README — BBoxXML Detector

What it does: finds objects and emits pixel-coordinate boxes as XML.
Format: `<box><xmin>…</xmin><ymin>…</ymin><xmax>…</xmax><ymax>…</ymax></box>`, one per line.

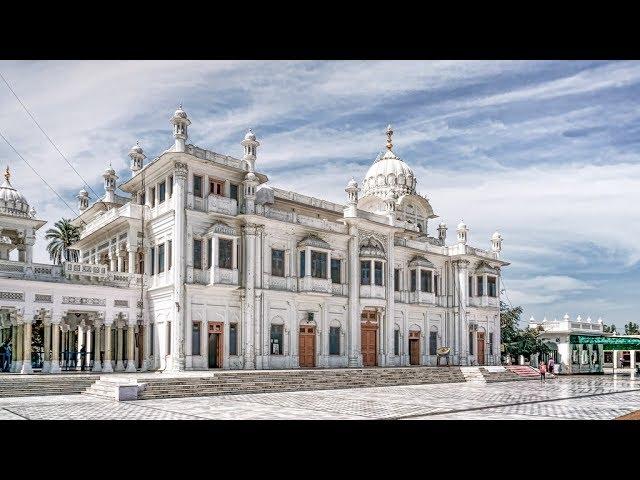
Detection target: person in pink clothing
<box><xmin>539</xmin><ymin>361</ymin><xmax>547</xmax><ymax>383</ymax></box>
<box><xmin>548</xmin><ymin>357</ymin><xmax>555</xmax><ymax>375</ymax></box>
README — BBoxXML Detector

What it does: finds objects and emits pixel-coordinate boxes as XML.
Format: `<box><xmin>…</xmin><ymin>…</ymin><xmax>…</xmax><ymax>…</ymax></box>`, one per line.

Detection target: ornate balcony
<box><xmin>298</xmin><ymin>276</ymin><xmax>332</xmax><ymax>294</ymax></box>
<box><xmin>409</xmin><ymin>291</ymin><xmax>435</xmax><ymax>305</ymax></box>
<box><xmin>207</xmin><ymin>195</ymin><xmax>238</xmax><ymax>216</ymax></box>
<box><xmin>211</xmin><ymin>266</ymin><xmax>239</xmax><ymax>286</ymax></box>
<box><xmin>360</xmin><ymin>284</ymin><xmax>385</xmax><ymax>299</ymax></box>
<box><xmin>0</xmin><ymin>260</ymin><xmax>63</xmax><ymax>281</ymax></box>
<box><xmin>469</xmin><ymin>296</ymin><xmax>498</xmax><ymax>308</ymax></box>
<box><xmin>64</xmin><ymin>261</ymin><xmax>145</xmax><ymax>288</ymax></box>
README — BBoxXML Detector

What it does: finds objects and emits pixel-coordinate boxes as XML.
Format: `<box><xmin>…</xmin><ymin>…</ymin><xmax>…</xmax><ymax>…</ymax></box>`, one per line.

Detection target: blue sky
<box><xmin>0</xmin><ymin>60</ymin><xmax>638</xmax><ymax>328</ymax></box>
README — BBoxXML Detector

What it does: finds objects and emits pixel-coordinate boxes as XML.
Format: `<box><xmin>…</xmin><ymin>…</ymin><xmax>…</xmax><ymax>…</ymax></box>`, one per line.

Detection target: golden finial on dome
<box><xmin>4</xmin><ymin>166</ymin><xmax>9</xmax><ymax>182</ymax></box>
<box><xmin>386</xmin><ymin>124</ymin><xmax>393</xmax><ymax>150</ymax></box>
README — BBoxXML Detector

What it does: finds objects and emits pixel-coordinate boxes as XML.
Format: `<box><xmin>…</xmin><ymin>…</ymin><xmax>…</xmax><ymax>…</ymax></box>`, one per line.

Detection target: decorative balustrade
<box><xmin>469</xmin><ymin>295</ymin><xmax>498</xmax><ymax>308</ymax></box>
<box><xmin>409</xmin><ymin>290</ymin><xmax>435</xmax><ymax>305</ymax></box>
<box><xmin>211</xmin><ymin>267</ymin><xmax>239</xmax><ymax>286</ymax></box>
<box><xmin>264</xmin><ymin>274</ymin><xmax>296</xmax><ymax>292</ymax></box>
<box><xmin>253</xmin><ymin>205</ymin><xmax>347</xmax><ymax>234</ymax></box>
<box><xmin>207</xmin><ymin>195</ymin><xmax>238</xmax><ymax>216</ymax></box>
<box><xmin>331</xmin><ymin>283</ymin><xmax>348</xmax><ymax>296</ymax></box>
<box><xmin>359</xmin><ymin>284</ymin><xmax>386</xmax><ymax>299</ymax></box>
<box><xmin>64</xmin><ymin>261</ymin><xmax>145</xmax><ymax>288</ymax></box>
<box><xmin>298</xmin><ymin>276</ymin><xmax>332</xmax><ymax>294</ymax></box>
<box><xmin>80</xmin><ymin>203</ymin><xmax>144</xmax><ymax>240</ymax></box>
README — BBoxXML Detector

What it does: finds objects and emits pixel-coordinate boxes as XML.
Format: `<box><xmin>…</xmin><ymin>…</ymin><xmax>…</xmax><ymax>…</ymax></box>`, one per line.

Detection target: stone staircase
<box><xmin>82</xmin><ymin>377</ymin><xmax>139</xmax><ymax>400</ymax></box>
<box><xmin>506</xmin><ymin>365</ymin><xmax>546</xmax><ymax>379</ymax></box>
<box><xmin>0</xmin><ymin>374</ymin><xmax>97</xmax><ymax>397</ymax></box>
<box><xmin>460</xmin><ymin>366</ymin><xmax>486</xmax><ymax>384</ymax></box>
<box><xmin>134</xmin><ymin>366</ymin><xmax>468</xmax><ymax>400</ymax></box>
<box><xmin>479</xmin><ymin>366</ymin><xmax>527</xmax><ymax>382</ymax></box>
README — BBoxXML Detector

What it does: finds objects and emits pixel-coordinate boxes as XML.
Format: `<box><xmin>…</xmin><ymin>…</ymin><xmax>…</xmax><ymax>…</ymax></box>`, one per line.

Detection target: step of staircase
<box><xmin>0</xmin><ymin>375</ymin><xmax>97</xmax><ymax>397</ymax></box>
<box><xmin>506</xmin><ymin>365</ymin><xmax>542</xmax><ymax>378</ymax></box>
<box><xmin>460</xmin><ymin>366</ymin><xmax>486</xmax><ymax>383</ymax></box>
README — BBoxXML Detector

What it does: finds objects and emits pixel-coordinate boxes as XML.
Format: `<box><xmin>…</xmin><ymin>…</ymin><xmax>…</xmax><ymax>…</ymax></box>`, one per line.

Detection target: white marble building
<box><xmin>0</xmin><ymin>107</ymin><xmax>508</xmax><ymax>374</ymax></box>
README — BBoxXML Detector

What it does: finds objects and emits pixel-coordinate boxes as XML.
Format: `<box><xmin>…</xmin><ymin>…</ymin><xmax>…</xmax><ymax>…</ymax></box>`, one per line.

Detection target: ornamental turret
<box><xmin>77</xmin><ymin>188</ymin><xmax>89</xmax><ymax>211</ymax></box>
<box><xmin>242</xmin><ymin>171</ymin><xmax>258</xmax><ymax>214</ymax></box>
<box><xmin>170</xmin><ymin>104</ymin><xmax>191</xmax><ymax>153</ymax></box>
<box><xmin>437</xmin><ymin>222</ymin><xmax>447</xmax><ymax>243</ymax></box>
<box><xmin>344</xmin><ymin>178</ymin><xmax>359</xmax><ymax>218</ymax></box>
<box><xmin>491</xmin><ymin>231</ymin><xmax>503</xmax><ymax>257</ymax></box>
<box><xmin>103</xmin><ymin>164</ymin><xmax>118</xmax><ymax>203</ymax></box>
<box><xmin>241</xmin><ymin>128</ymin><xmax>259</xmax><ymax>172</ymax></box>
<box><xmin>457</xmin><ymin>220</ymin><xmax>468</xmax><ymax>245</ymax></box>
<box><xmin>129</xmin><ymin>141</ymin><xmax>146</xmax><ymax>174</ymax></box>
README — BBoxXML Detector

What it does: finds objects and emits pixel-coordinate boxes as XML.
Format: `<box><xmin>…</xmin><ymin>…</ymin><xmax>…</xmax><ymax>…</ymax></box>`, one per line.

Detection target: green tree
<box><xmin>500</xmin><ymin>302</ymin><xmax>549</xmax><ymax>360</ymax></box>
<box><xmin>45</xmin><ymin>218</ymin><xmax>80</xmax><ymax>265</ymax></box>
<box><xmin>624</xmin><ymin>322</ymin><xmax>640</xmax><ymax>335</ymax></box>
<box><xmin>603</xmin><ymin>323</ymin><xmax>617</xmax><ymax>334</ymax></box>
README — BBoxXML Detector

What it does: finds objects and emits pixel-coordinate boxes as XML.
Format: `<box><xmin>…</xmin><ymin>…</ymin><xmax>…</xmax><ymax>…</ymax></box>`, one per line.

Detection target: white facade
<box><xmin>0</xmin><ymin>110</ymin><xmax>509</xmax><ymax>374</ymax></box>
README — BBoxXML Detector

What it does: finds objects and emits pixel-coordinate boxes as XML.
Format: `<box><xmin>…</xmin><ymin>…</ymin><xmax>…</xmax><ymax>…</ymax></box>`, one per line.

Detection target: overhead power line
<box><xmin>0</xmin><ymin>129</ymin><xmax>80</xmax><ymax>219</ymax></box>
<box><xmin>0</xmin><ymin>70</ymin><xmax>102</xmax><ymax>200</ymax></box>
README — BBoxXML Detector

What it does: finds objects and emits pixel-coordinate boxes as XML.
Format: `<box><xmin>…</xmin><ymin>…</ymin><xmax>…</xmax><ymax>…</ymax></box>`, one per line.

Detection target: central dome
<box><xmin>362</xmin><ymin>148</ymin><xmax>416</xmax><ymax>199</ymax></box>
<box><xmin>0</xmin><ymin>167</ymin><xmax>31</xmax><ymax>217</ymax></box>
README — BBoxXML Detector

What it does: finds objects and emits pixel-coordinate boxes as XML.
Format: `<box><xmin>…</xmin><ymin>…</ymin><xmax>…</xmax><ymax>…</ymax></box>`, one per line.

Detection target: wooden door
<box><xmin>299</xmin><ymin>326</ymin><xmax>316</xmax><ymax>368</ymax></box>
<box><xmin>409</xmin><ymin>331</ymin><xmax>420</xmax><ymax>365</ymax></box>
<box><xmin>208</xmin><ymin>322</ymin><xmax>224</xmax><ymax>368</ymax></box>
<box><xmin>361</xmin><ymin>311</ymin><xmax>378</xmax><ymax>367</ymax></box>
<box><xmin>477</xmin><ymin>332</ymin><xmax>485</xmax><ymax>365</ymax></box>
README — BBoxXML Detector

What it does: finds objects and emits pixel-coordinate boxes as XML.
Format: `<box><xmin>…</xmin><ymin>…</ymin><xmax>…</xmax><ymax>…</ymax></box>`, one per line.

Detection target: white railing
<box><xmin>331</xmin><ymin>283</ymin><xmax>348</xmax><ymax>296</ymax></box>
<box><xmin>298</xmin><ymin>276</ymin><xmax>332</xmax><ymax>294</ymax></box>
<box><xmin>254</xmin><ymin>205</ymin><xmax>347</xmax><ymax>234</ymax></box>
<box><xmin>64</xmin><ymin>261</ymin><xmax>144</xmax><ymax>288</ymax></box>
<box><xmin>469</xmin><ymin>296</ymin><xmax>499</xmax><ymax>308</ymax></box>
<box><xmin>359</xmin><ymin>284</ymin><xmax>386</xmax><ymax>299</ymax></box>
<box><xmin>208</xmin><ymin>195</ymin><xmax>238</xmax><ymax>216</ymax></box>
<box><xmin>211</xmin><ymin>267</ymin><xmax>239</xmax><ymax>286</ymax></box>
<box><xmin>0</xmin><ymin>260</ymin><xmax>63</xmax><ymax>280</ymax></box>
<box><xmin>80</xmin><ymin>203</ymin><xmax>144</xmax><ymax>240</ymax></box>
<box><xmin>409</xmin><ymin>291</ymin><xmax>435</xmax><ymax>305</ymax></box>
<box><xmin>264</xmin><ymin>274</ymin><xmax>296</xmax><ymax>292</ymax></box>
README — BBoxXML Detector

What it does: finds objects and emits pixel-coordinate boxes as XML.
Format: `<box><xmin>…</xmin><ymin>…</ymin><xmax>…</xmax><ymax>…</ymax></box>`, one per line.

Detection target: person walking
<box><xmin>2</xmin><ymin>341</ymin><xmax>11</xmax><ymax>372</ymax></box>
<box><xmin>548</xmin><ymin>356</ymin><xmax>555</xmax><ymax>375</ymax></box>
<box><xmin>539</xmin><ymin>361</ymin><xmax>547</xmax><ymax>384</ymax></box>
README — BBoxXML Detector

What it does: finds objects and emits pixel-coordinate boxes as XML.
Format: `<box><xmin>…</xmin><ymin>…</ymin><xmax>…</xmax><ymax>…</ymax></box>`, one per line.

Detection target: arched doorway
<box><xmin>477</xmin><ymin>328</ymin><xmax>486</xmax><ymax>365</ymax></box>
<box><xmin>409</xmin><ymin>328</ymin><xmax>421</xmax><ymax>365</ymax></box>
<box><xmin>361</xmin><ymin>310</ymin><xmax>378</xmax><ymax>367</ymax></box>
<box><xmin>298</xmin><ymin>322</ymin><xmax>316</xmax><ymax>368</ymax></box>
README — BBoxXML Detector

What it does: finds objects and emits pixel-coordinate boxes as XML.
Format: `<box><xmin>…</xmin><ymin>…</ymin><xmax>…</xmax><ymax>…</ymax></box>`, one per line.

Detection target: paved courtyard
<box><xmin>1</xmin><ymin>376</ymin><xmax>639</xmax><ymax>420</ymax></box>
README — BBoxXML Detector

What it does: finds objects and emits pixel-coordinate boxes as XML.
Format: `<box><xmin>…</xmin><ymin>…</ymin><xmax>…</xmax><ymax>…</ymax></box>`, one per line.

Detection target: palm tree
<box><xmin>45</xmin><ymin>218</ymin><xmax>80</xmax><ymax>265</ymax></box>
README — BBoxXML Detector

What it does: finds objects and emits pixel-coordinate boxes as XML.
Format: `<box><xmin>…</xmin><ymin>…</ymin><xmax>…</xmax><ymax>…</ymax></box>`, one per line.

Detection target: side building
<box><xmin>0</xmin><ymin>108</ymin><xmax>509</xmax><ymax>374</ymax></box>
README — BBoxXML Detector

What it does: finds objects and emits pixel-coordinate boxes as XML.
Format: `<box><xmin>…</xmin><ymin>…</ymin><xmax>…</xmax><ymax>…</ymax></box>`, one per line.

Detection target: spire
<box><xmin>4</xmin><ymin>166</ymin><xmax>10</xmax><ymax>183</ymax></box>
<box><xmin>386</xmin><ymin>124</ymin><xmax>393</xmax><ymax>150</ymax></box>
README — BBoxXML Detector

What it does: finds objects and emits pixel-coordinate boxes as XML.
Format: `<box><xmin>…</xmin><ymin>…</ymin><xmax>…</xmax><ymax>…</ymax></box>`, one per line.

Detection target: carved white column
<box><xmin>127</xmin><ymin>247</ymin><xmax>136</xmax><ymax>275</ymax></box>
<box><xmin>20</xmin><ymin>314</ymin><xmax>33</xmax><ymax>374</ymax></box>
<box><xmin>115</xmin><ymin>324</ymin><xmax>124</xmax><ymax>371</ymax></box>
<box><xmin>346</xmin><ymin>223</ymin><xmax>361</xmax><ymax>367</ymax></box>
<box><xmin>85</xmin><ymin>324</ymin><xmax>92</xmax><ymax>370</ymax></box>
<box><xmin>385</xmin><ymin>232</ymin><xmax>395</xmax><ymax>366</ymax></box>
<box><xmin>117</xmin><ymin>251</ymin><xmax>124</xmax><ymax>273</ymax></box>
<box><xmin>50</xmin><ymin>315</ymin><xmax>62</xmax><ymax>374</ymax></box>
<box><xmin>77</xmin><ymin>324</ymin><xmax>85</xmax><ymax>370</ymax></box>
<box><xmin>171</xmin><ymin>162</ymin><xmax>188</xmax><ymax>371</ymax></box>
<box><xmin>102</xmin><ymin>321</ymin><xmax>113</xmax><ymax>373</ymax></box>
<box><xmin>42</xmin><ymin>314</ymin><xmax>51</xmax><ymax>373</ymax></box>
<box><xmin>141</xmin><ymin>319</ymin><xmax>151</xmax><ymax>371</ymax></box>
<box><xmin>126</xmin><ymin>324</ymin><xmax>137</xmax><ymax>372</ymax></box>
<box><xmin>92</xmin><ymin>320</ymin><xmax>102</xmax><ymax>372</ymax></box>
<box><xmin>455</xmin><ymin>259</ymin><xmax>470</xmax><ymax>365</ymax></box>
<box><xmin>243</xmin><ymin>224</ymin><xmax>257</xmax><ymax>369</ymax></box>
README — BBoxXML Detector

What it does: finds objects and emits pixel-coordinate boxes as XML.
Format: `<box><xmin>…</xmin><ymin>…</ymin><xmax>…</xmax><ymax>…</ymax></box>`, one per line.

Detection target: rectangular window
<box><xmin>270</xmin><ymin>324</ymin><xmax>283</xmax><ymax>355</ymax></box>
<box><xmin>411</xmin><ymin>269</ymin><xmax>417</xmax><ymax>291</ymax></box>
<box><xmin>207</xmin><ymin>238</ymin><xmax>213</xmax><ymax>269</ymax></box>
<box><xmin>210</xmin><ymin>180</ymin><xmax>224</xmax><ymax>196</ymax></box>
<box><xmin>331</xmin><ymin>258</ymin><xmax>341</xmax><ymax>284</ymax></box>
<box><xmin>150</xmin><ymin>187</ymin><xmax>156</xmax><ymax>207</ymax></box>
<box><xmin>477</xmin><ymin>276</ymin><xmax>484</xmax><ymax>296</ymax></box>
<box><xmin>360</xmin><ymin>261</ymin><xmax>370</xmax><ymax>285</ymax></box>
<box><xmin>149</xmin><ymin>323</ymin><xmax>154</xmax><ymax>356</ymax></box>
<box><xmin>430</xmin><ymin>331</ymin><xmax>438</xmax><ymax>354</ymax></box>
<box><xmin>374</xmin><ymin>261</ymin><xmax>383</xmax><ymax>286</ymax></box>
<box><xmin>167</xmin><ymin>321</ymin><xmax>171</xmax><ymax>355</ymax></box>
<box><xmin>229</xmin><ymin>323</ymin><xmax>238</xmax><ymax>356</ymax></box>
<box><xmin>488</xmin><ymin>276</ymin><xmax>497</xmax><ymax>297</ymax></box>
<box><xmin>193</xmin><ymin>175</ymin><xmax>203</xmax><ymax>198</ymax></box>
<box><xmin>218</xmin><ymin>238</ymin><xmax>233</xmax><ymax>269</ymax></box>
<box><xmin>150</xmin><ymin>247</ymin><xmax>155</xmax><ymax>275</ymax></box>
<box><xmin>272</xmin><ymin>249</ymin><xmax>285</xmax><ymax>277</ymax></box>
<box><xmin>168</xmin><ymin>175</ymin><xmax>173</xmax><ymax>197</ymax></box>
<box><xmin>394</xmin><ymin>329</ymin><xmax>400</xmax><ymax>356</ymax></box>
<box><xmin>193</xmin><ymin>239</ymin><xmax>202</xmax><ymax>270</ymax></box>
<box><xmin>468</xmin><ymin>276</ymin><xmax>473</xmax><ymax>297</ymax></box>
<box><xmin>230</xmin><ymin>184</ymin><xmax>239</xmax><ymax>201</ymax></box>
<box><xmin>140</xmin><ymin>192</ymin><xmax>145</xmax><ymax>205</ymax></box>
<box><xmin>394</xmin><ymin>269</ymin><xmax>400</xmax><ymax>292</ymax></box>
<box><xmin>311</xmin><ymin>251</ymin><xmax>327</xmax><ymax>279</ymax></box>
<box><xmin>489</xmin><ymin>332</ymin><xmax>494</xmax><ymax>355</ymax></box>
<box><xmin>158</xmin><ymin>181</ymin><xmax>166</xmax><ymax>203</ymax></box>
<box><xmin>157</xmin><ymin>244</ymin><xmax>165</xmax><ymax>273</ymax></box>
<box><xmin>168</xmin><ymin>240</ymin><xmax>172</xmax><ymax>270</ymax></box>
<box><xmin>329</xmin><ymin>327</ymin><xmax>340</xmax><ymax>355</ymax></box>
<box><xmin>300</xmin><ymin>250</ymin><xmax>305</xmax><ymax>277</ymax></box>
<box><xmin>192</xmin><ymin>322</ymin><xmax>201</xmax><ymax>356</ymax></box>
<box><xmin>420</xmin><ymin>270</ymin><xmax>429</xmax><ymax>292</ymax></box>
<box><xmin>469</xmin><ymin>331</ymin><xmax>474</xmax><ymax>355</ymax></box>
